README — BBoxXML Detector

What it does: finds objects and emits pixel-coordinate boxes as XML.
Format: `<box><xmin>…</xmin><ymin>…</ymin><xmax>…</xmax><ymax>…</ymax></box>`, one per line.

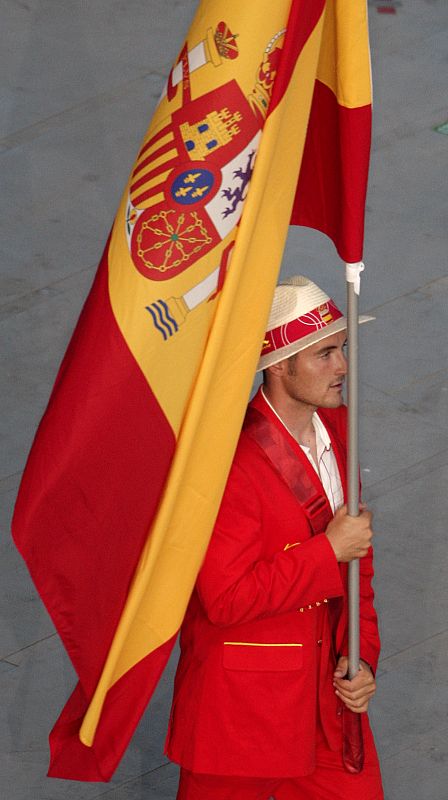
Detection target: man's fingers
<box><xmin>334</xmin><ymin>676</ymin><xmax>375</xmax><ymax>693</ymax></box>
<box><xmin>333</xmin><ymin>658</ymin><xmax>376</xmax><ymax>712</ymax></box>
<box><xmin>333</xmin><ymin>669</ymin><xmax>376</xmax><ymax>704</ymax></box>
<box><xmin>334</xmin><ymin>673</ymin><xmax>375</xmax><ymax>687</ymax></box>
<box><xmin>335</xmin><ymin>684</ymin><xmax>376</xmax><ymax>703</ymax></box>
<box><xmin>338</xmin><ymin>696</ymin><xmax>370</xmax><ymax>713</ymax></box>
<box><xmin>334</xmin><ymin>674</ymin><xmax>376</xmax><ymax>707</ymax></box>
<box><xmin>333</xmin><ymin>656</ymin><xmax>348</xmax><ymax>678</ymax></box>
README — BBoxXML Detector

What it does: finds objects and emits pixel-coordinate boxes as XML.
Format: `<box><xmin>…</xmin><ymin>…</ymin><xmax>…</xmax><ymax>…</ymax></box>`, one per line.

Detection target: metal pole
<box><xmin>346</xmin><ymin>263</ymin><xmax>364</xmax><ymax>680</ymax></box>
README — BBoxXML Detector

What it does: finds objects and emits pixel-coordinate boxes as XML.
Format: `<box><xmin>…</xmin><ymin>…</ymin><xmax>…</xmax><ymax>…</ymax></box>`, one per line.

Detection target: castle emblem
<box><xmin>126</xmin><ymin>79</ymin><xmax>261</xmax><ymax>281</ymax></box>
<box><xmin>180</xmin><ymin>108</ymin><xmax>243</xmax><ymax>160</ymax></box>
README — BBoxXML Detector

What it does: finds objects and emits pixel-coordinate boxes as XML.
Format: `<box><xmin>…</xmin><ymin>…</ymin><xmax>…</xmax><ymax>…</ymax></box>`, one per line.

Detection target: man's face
<box><xmin>279</xmin><ymin>330</ymin><xmax>348</xmax><ymax>409</ymax></box>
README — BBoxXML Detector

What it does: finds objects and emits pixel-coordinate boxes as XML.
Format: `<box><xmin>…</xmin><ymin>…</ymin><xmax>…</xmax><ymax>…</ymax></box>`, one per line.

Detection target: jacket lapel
<box><xmin>244</xmin><ymin>396</ymin><xmax>334</xmax><ymax>536</ymax></box>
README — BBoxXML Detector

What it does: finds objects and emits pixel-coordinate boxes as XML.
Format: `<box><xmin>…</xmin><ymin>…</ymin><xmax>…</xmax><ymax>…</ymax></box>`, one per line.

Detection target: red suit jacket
<box><xmin>165</xmin><ymin>389</ymin><xmax>380</xmax><ymax>777</ymax></box>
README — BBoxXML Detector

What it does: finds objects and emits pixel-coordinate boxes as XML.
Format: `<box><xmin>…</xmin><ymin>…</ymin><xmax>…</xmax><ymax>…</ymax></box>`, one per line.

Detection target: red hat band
<box><xmin>261</xmin><ymin>299</ymin><xmax>343</xmax><ymax>357</ymax></box>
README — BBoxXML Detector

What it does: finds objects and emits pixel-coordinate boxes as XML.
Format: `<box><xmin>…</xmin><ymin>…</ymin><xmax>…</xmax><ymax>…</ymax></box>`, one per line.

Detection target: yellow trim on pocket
<box><xmin>223</xmin><ymin>642</ymin><xmax>303</xmax><ymax>647</ymax></box>
<box><xmin>284</xmin><ymin>542</ymin><xmax>301</xmax><ymax>551</ymax></box>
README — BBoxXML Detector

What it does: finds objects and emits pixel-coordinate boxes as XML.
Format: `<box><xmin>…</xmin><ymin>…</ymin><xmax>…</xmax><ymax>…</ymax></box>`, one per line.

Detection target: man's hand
<box><xmin>333</xmin><ymin>656</ymin><xmax>376</xmax><ymax>713</ymax></box>
<box><xmin>325</xmin><ymin>504</ymin><xmax>373</xmax><ymax>562</ymax></box>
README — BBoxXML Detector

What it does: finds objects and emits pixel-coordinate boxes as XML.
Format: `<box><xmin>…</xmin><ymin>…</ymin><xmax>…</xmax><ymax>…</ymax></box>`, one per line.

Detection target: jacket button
<box><xmin>317</xmin><ymin>639</ymin><xmax>323</xmax><ymax>646</ymax></box>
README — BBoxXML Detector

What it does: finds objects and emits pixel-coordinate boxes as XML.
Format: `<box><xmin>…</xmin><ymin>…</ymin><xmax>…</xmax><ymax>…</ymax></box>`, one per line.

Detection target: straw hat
<box><xmin>257</xmin><ymin>275</ymin><xmax>374</xmax><ymax>372</ymax></box>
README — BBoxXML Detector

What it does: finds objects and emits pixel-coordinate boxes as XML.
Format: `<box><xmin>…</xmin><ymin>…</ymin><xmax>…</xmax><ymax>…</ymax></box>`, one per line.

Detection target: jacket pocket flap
<box><xmin>223</xmin><ymin>642</ymin><xmax>303</xmax><ymax>671</ymax></box>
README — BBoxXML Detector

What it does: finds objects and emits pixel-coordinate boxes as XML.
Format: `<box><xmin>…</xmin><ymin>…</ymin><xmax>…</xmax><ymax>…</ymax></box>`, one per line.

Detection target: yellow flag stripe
<box><xmin>316</xmin><ymin>0</ymin><xmax>371</xmax><ymax>108</ymax></box>
<box><xmin>79</xmin><ymin>13</ymin><xmax>325</xmax><ymax>748</ymax></box>
<box><xmin>130</xmin><ymin>169</ymin><xmax>173</xmax><ymax>200</ymax></box>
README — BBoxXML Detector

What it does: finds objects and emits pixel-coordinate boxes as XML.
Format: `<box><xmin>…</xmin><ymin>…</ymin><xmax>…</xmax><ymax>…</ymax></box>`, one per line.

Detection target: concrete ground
<box><xmin>1</xmin><ymin>1</ymin><xmax>447</xmax><ymax>798</ymax></box>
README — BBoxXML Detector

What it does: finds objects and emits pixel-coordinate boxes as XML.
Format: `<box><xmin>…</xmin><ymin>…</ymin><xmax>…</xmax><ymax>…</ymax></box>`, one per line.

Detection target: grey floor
<box><xmin>1</xmin><ymin>1</ymin><xmax>447</xmax><ymax>798</ymax></box>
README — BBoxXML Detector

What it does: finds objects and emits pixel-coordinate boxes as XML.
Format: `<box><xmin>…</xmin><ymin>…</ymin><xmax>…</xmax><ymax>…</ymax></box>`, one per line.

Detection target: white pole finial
<box><xmin>346</xmin><ymin>262</ymin><xmax>365</xmax><ymax>296</ymax></box>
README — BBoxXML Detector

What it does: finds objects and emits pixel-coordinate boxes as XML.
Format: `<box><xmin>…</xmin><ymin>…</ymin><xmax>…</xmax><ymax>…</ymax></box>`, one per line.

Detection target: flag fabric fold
<box><xmin>12</xmin><ymin>0</ymin><xmax>372</xmax><ymax>782</ymax></box>
<box><xmin>291</xmin><ymin>2</ymin><xmax>372</xmax><ymax>262</ymax></box>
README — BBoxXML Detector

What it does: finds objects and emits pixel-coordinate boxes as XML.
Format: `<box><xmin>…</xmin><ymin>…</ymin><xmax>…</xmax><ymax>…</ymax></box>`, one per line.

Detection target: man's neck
<box><xmin>261</xmin><ymin>384</ymin><xmax>317</xmax><ymax>445</ymax></box>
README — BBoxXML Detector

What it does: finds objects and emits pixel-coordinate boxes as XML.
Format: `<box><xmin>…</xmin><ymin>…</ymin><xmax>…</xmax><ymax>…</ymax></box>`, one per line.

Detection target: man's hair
<box><xmin>263</xmin><ymin>354</ymin><xmax>298</xmax><ymax>384</ymax></box>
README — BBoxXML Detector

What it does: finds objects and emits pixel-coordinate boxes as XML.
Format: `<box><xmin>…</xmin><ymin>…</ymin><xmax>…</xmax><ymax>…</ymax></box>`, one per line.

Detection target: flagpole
<box><xmin>346</xmin><ymin>262</ymin><xmax>364</xmax><ymax>679</ymax></box>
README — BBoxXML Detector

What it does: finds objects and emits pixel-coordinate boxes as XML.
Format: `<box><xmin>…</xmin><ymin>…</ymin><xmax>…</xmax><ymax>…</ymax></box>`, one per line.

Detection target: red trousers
<box><xmin>176</xmin><ymin>715</ymin><xmax>383</xmax><ymax>800</ymax></box>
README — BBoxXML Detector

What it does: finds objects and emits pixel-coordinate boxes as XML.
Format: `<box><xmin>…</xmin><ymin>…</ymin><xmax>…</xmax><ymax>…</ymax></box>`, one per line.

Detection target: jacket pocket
<box><xmin>223</xmin><ymin>642</ymin><xmax>303</xmax><ymax>672</ymax></box>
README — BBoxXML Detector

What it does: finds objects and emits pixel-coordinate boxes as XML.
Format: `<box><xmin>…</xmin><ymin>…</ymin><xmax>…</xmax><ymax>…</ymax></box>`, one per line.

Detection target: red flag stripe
<box><xmin>12</xmin><ymin>239</ymin><xmax>176</xmax><ymax>693</ymax></box>
<box><xmin>267</xmin><ymin>0</ymin><xmax>326</xmax><ymax>118</ymax></box>
<box><xmin>48</xmin><ymin>636</ymin><xmax>176</xmax><ymax>781</ymax></box>
<box><xmin>291</xmin><ymin>80</ymin><xmax>372</xmax><ymax>263</ymax></box>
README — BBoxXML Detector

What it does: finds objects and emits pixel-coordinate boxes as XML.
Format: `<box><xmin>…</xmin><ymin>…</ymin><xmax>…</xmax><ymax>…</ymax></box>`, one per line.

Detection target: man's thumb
<box><xmin>334</xmin><ymin>657</ymin><xmax>348</xmax><ymax>678</ymax></box>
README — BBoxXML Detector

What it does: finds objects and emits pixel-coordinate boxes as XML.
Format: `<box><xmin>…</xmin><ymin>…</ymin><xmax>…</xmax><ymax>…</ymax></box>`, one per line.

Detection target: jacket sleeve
<box><xmin>323</xmin><ymin>405</ymin><xmax>381</xmax><ymax>671</ymax></box>
<box><xmin>196</xmin><ymin>461</ymin><xmax>344</xmax><ymax>627</ymax></box>
<box><xmin>337</xmin><ymin>547</ymin><xmax>380</xmax><ymax>674</ymax></box>
<box><xmin>358</xmin><ymin>546</ymin><xmax>381</xmax><ymax>673</ymax></box>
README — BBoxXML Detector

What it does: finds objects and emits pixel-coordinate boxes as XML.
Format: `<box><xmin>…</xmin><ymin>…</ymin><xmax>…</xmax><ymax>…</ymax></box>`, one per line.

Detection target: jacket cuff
<box><xmin>360</xmin><ymin>643</ymin><xmax>379</xmax><ymax>676</ymax></box>
<box><xmin>298</xmin><ymin>532</ymin><xmax>345</xmax><ymax>600</ymax></box>
<box><xmin>338</xmin><ymin>641</ymin><xmax>380</xmax><ymax>676</ymax></box>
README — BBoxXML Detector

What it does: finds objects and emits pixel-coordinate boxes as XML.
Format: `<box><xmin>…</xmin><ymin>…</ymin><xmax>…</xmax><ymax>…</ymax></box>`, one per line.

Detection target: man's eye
<box><xmin>320</xmin><ymin>352</ymin><xmax>330</xmax><ymax>359</ymax></box>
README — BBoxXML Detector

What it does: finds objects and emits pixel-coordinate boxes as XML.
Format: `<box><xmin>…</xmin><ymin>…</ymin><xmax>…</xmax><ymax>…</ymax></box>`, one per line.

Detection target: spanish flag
<box><xmin>12</xmin><ymin>0</ymin><xmax>371</xmax><ymax>782</ymax></box>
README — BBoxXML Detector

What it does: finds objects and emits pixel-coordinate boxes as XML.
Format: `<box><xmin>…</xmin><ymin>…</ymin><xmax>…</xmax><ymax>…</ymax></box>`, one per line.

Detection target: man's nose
<box><xmin>336</xmin><ymin>351</ymin><xmax>348</xmax><ymax>375</ymax></box>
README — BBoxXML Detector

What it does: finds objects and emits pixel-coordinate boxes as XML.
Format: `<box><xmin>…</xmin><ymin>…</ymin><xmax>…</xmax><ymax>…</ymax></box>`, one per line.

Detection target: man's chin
<box><xmin>321</xmin><ymin>395</ymin><xmax>344</xmax><ymax>408</ymax></box>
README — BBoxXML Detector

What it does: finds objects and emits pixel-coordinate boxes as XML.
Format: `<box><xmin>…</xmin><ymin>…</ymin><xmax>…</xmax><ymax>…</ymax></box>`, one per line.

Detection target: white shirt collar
<box><xmin>310</xmin><ymin>412</ymin><xmax>332</xmax><ymax>452</ymax></box>
<box><xmin>260</xmin><ymin>388</ymin><xmax>343</xmax><ymax>510</ymax></box>
<box><xmin>260</xmin><ymin>387</ymin><xmax>332</xmax><ymax>454</ymax></box>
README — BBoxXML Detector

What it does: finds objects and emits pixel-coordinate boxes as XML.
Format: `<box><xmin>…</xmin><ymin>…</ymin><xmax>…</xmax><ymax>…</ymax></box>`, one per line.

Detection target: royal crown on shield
<box><xmin>123</xmin><ymin>23</ymin><xmax>287</xmax><ymax>339</ymax></box>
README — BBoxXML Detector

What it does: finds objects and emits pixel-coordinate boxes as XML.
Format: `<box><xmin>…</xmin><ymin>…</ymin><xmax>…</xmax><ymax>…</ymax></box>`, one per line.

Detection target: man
<box><xmin>165</xmin><ymin>275</ymin><xmax>383</xmax><ymax>799</ymax></box>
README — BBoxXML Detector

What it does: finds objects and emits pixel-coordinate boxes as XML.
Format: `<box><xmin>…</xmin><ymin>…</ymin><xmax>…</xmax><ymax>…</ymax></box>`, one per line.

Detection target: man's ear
<box><xmin>266</xmin><ymin>359</ymin><xmax>288</xmax><ymax>379</ymax></box>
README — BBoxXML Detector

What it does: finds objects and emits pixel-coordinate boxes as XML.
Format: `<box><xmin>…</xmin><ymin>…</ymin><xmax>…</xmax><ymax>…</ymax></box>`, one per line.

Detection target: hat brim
<box><xmin>256</xmin><ymin>314</ymin><xmax>375</xmax><ymax>372</ymax></box>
